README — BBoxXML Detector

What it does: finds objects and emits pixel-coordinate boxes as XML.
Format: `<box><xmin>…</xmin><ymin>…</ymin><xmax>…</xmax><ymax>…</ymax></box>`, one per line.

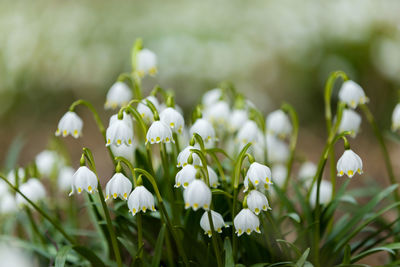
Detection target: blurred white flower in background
<box><xmin>0</xmin><ymin>243</ymin><xmax>35</xmax><ymax>267</ymax></box>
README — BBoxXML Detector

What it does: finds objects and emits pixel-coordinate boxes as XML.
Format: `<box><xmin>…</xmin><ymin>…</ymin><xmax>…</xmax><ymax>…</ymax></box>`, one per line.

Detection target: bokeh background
<box><xmin>1</xmin><ymin>0</ymin><xmax>400</xmax><ymax>192</ymax></box>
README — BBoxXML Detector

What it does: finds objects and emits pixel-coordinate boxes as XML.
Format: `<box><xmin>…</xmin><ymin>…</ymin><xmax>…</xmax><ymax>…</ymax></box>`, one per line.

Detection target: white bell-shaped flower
<box><xmin>310</xmin><ymin>180</ymin><xmax>332</xmax><ymax>208</ymax></box>
<box><xmin>266</xmin><ymin>134</ymin><xmax>289</xmax><ymax>164</ymax></box>
<box><xmin>184</xmin><ymin>179</ymin><xmax>211</xmax><ymax>211</ymax></box>
<box><xmin>110</xmin><ymin>144</ymin><xmax>134</xmax><ymax>164</ymax></box>
<box><xmin>36</xmin><ymin>150</ymin><xmax>63</xmax><ymax>177</ymax></box>
<box><xmin>58</xmin><ymin>166</ymin><xmax>75</xmax><ymax>191</ymax></box>
<box><xmin>160</xmin><ymin>107</ymin><xmax>185</xmax><ymax>134</ymax></box>
<box><xmin>266</xmin><ymin>110</ymin><xmax>292</xmax><ymax>138</ymax></box>
<box><xmin>175</xmin><ymin>165</ymin><xmax>197</xmax><ymax>188</ymax></box>
<box><xmin>0</xmin><ymin>193</ymin><xmax>17</xmax><ymax>214</ymax></box>
<box><xmin>202</xmin><ymin>88</ymin><xmax>222</xmax><ymax>107</ymax></box>
<box><xmin>338</xmin><ymin>109</ymin><xmax>362</xmax><ymax>137</ymax></box>
<box><xmin>177</xmin><ymin>145</ymin><xmax>202</xmax><ymax>167</ymax></box>
<box><xmin>237</xmin><ymin>120</ymin><xmax>260</xmax><ymax>144</ymax></box>
<box><xmin>70</xmin><ymin>166</ymin><xmax>98</xmax><ymax>195</ymax></box>
<box><xmin>337</xmin><ymin>149</ymin><xmax>363</xmax><ymax>178</ymax></box>
<box><xmin>109</xmin><ymin>112</ymin><xmax>133</xmax><ymax>130</ymax></box>
<box><xmin>229</xmin><ymin>109</ymin><xmax>248</xmax><ymax>132</ymax></box>
<box><xmin>298</xmin><ymin>162</ymin><xmax>317</xmax><ymax>181</ymax></box>
<box><xmin>204</xmin><ymin>101</ymin><xmax>230</xmax><ymax>125</ymax></box>
<box><xmin>189</xmin><ymin>119</ymin><xmax>216</xmax><ymax>143</ymax></box>
<box><xmin>338</xmin><ymin>80</ymin><xmax>368</xmax><ymax>109</ymax></box>
<box><xmin>16</xmin><ymin>179</ymin><xmax>46</xmax><ymax>206</ymax></box>
<box><xmin>207</xmin><ymin>166</ymin><xmax>219</xmax><ymax>188</ymax></box>
<box><xmin>105</xmin><ymin>173</ymin><xmax>132</xmax><ymax>200</ymax></box>
<box><xmin>6</xmin><ymin>168</ymin><xmax>24</xmax><ymax>186</ymax></box>
<box><xmin>391</xmin><ymin>103</ymin><xmax>400</xmax><ymax>131</ymax></box>
<box><xmin>127</xmin><ymin>185</ymin><xmax>156</xmax><ymax>216</ymax></box>
<box><xmin>234</xmin><ymin>208</ymin><xmax>261</xmax><ymax>236</ymax></box>
<box><xmin>244</xmin><ymin>162</ymin><xmax>273</xmax><ymax>192</ymax></box>
<box><xmin>106</xmin><ymin>119</ymin><xmax>133</xmax><ymax>147</ymax></box>
<box><xmin>146</xmin><ymin>120</ymin><xmax>173</xmax><ymax>144</ymax></box>
<box><xmin>56</xmin><ymin>111</ymin><xmax>83</xmax><ymax>138</ymax></box>
<box><xmin>271</xmin><ymin>164</ymin><xmax>287</xmax><ymax>188</ymax></box>
<box><xmin>137</xmin><ymin>96</ymin><xmax>160</xmax><ymax>124</ymax></box>
<box><xmin>247</xmin><ymin>190</ymin><xmax>271</xmax><ymax>215</ymax></box>
<box><xmin>136</xmin><ymin>49</ymin><xmax>157</xmax><ymax>77</ymax></box>
<box><xmin>104</xmin><ymin>82</ymin><xmax>132</xmax><ymax>109</ymax></box>
<box><xmin>200</xmin><ymin>210</ymin><xmax>228</xmax><ymax>237</ymax></box>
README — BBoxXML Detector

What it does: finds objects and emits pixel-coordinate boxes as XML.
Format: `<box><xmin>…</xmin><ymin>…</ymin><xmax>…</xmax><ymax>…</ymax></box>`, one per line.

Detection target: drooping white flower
<box><xmin>6</xmin><ymin>168</ymin><xmax>24</xmax><ymax>186</ymax></box>
<box><xmin>234</xmin><ymin>208</ymin><xmax>261</xmax><ymax>236</ymax></box>
<box><xmin>58</xmin><ymin>166</ymin><xmax>75</xmax><ymax>191</ymax></box>
<box><xmin>177</xmin><ymin>145</ymin><xmax>202</xmax><ymax>167</ymax></box>
<box><xmin>189</xmin><ymin>119</ymin><xmax>216</xmax><ymax>143</ymax></box>
<box><xmin>109</xmin><ymin>112</ymin><xmax>133</xmax><ymax>130</ymax></box>
<box><xmin>236</xmin><ymin>120</ymin><xmax>260</xmax><ymax>145</ymax></box>
<box><xmin>36</xmin><ymin>150</ymin><xmax>63</xmax><ymax>177</ymax></box>
<box><xmin>266</xmin><ymin>110</ymin><xmax>292</xmax><ymax>138</ymax></box>
<box><xmin>104</xmin><ymin>82</ymin><xmax>132</xmax><ymax>109</ymax></box>
<box><xmin>0</xmin><ymin>243</ymin><xmax>33</xmax><ymax>267</ymax></box>
<box><xmin>55</xmin><ymin>111</ymin><xmax>83</xmax><ymax>138</ymax></box>
<box><xmin>338</xmin><ymin>80</ymin><xmax>368</xmax><ymax>109</ymax></box>
<box><xmin>202</xmin><ymin>88</ymin><xmax>222</xmax><ymax>107</ymax></box>
<box><xmin>137</xmin><ymin>96</ymin><xmax>160</xmax><ymax>124</ymax></box>
<box><xmin>298</xmin><ymin>162</ymin><xmax>317</xmax><ymax>181</ymax></box>
<box><xmin>16</xmin><ymin>179</ymin><xmax>46</xmax><ymax>206</ymax></box>
<box><xmin>110</xmin><ymin>144</ymin><xmax>134</xmax><ymax>164</ymax></box>
<box><xmin>0</xmin><ymin>193</ymin><xmax>17</xmax><ymax>214</ymax></box>
<box><xmin>207</xmin><ymin>166</ymin><xmax>220</xmax><ymax>188</ymax></box>
<box><xmin>310</xmin><ymin>180</ymin><xmax>333</xmax><ymax>208</ymax></box>
<box><xmin>266</xmin><ymin>134</ymin><xmax>289</xmax><ymax>164</ymax></box>
<box><xmin>175</xmin><ymin>165</ymin><xmax>197</xmax><ymax>188</ymax></box>
<box><xmin>106</xmin><ymin>119</ymin><xmax>133</xmax><ymax>147</ymax></box>
<box><xmin>105</xmin><ymin>173</ymin><xmax>132</xmax><ymax>200</ymax></box>
<box><xmin>338</xmin><ymin>109</ymin><xmax>362</xmax><ymax>137</ymax></box>
<box><xmin>136</xmin><ymin>49</ymin><xmax>157</xmax><ymax>77</ymax></box>
<box><xmin>184</xmin><ymin>179</ymin><xmax>211</xmax><ymax>211</ymax></box>
<box><xmin>146</xmin><ymin>120</ymin><xmax>173</xmax><ymax>144</ymax></box>
<box><xmin>229</xmin><ymin>109</ymin><xmax>248</xmax><ymax>132</ymax></box>
<box><xmin>247</xmin><ymin>190</ymin><xmax>271</xmax><ymax>215</ymax></box>
<box><xmin>200</xmin><ymin>210</ymin><xmax>228</xmax><ymax>237</ymax></box>
<box><xmin>127</xmin><ymin>186</ymin><xmax>156</xmax><ymax>216</ymax></box>
<box><xmin>391</xmin><ymin>103</ymin><xmax>400</xmax><ymax>131</ymax></box>
<box><xmin>337</xmin><ymin>149</ymin><xmax>363</xmax><ymax>178</ymax></box>
<box><xmin>70</xmin><ymin>166</ymin><xmax>98</xmax><ymax>195</ymax></box>
<box><xmin>204</xmin><ymin>101</ymin><xmax>230</xmax><ymax>125</ymax></box>
<box><xmin>160</xmin><ymin>107</ymin><xmax>185</xmax><ymax>134</ymax></box>
<box><xmin>244</xmin><ymin>162</ymin><xmax>273</xmax><ymax>192</ymax></box>
<box><xmin>271</xmin><ymin>164</ymin><xmax>287</xmax><ymax>188</ymax></box>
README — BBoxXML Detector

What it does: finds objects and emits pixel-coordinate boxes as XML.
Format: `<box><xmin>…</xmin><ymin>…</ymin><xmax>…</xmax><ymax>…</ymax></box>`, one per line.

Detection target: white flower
<box><xmin>236</xmin><ymin>120</ymin><xmax>260</xmax><ymax>144</ymax></box>
<box><xmin>234</xmin><ymin>208</ymin><xmax>261</xmax><ymax>236</ymax></box>
<box><xmin>36</xmin><ymin>150</ymin><xmax>62</xmax><ymax>177</ymax></box>
<box><xmin>298</xmin><ymin>162</ymin><xmax>317</xmax><ymax>181</ymax></box>
<box><xmin>189</xmin><ymin>119</ymin><xmax>216</xmax><ymax>143</ymax></box>
<box><xmin>16</xmin><ymin>179</ymin><xmax>46</xmax><ymax>206</ymax></box>
<box><xmin>160</xmin><ymin>107</ymin><xmax>185</xmax><ymax>134</ymax></box>
<box><xmin>392</xmin><ymin>103</ymin><xmax>400</xmax><ymax>131</ymax></box>
<box><xmin>0</xmin><ymin>244</ymin><xmax>33</xmax><ymax>267</ymax></box>
<box><xmin>55</xmin><ymin>111</ymin><xmax>83</xmax><ymax>138</ymax></box>
<box><xmin>271</xmin><ymin>164</ymin><xmax>287</xmax><ymax>188</ymax></box>
<box><xmin>106</xmin><ymin>119</ymin><xmax>133</xmax><ymax>147</ymax></box>
<box><xmin>127</xmin><ymin>186</ymin><xmax>156</xmax><ymax>216</ymax></box>
<box><xmin>244</xmin><ymin>162</ymin><xmax>273</xmax><ymax>192</ymax></box>
<box><xmin>247</xmin><ymin>190</ymin><xmax>271</xmax><ymax>215</ymax></box>
<box><xmin>266</xmin><ymin>110</ymin><xmax>292</xmax><ymax>138</ymax></box>
<box><xmin>175</xmin><ymin>165</ymin><xmax>197</xmax><ymax>188</ymax></box>
<box><xmin>204</xmin><ymin>101</ymin><xmax>230</xmax><ymax>125</ymax></box>
<box><xmin>109</xmin><ymin>112</ymin><xmax>133</xmax><ymax>130</ymax></box>
<box><xmin>207</xmin><ymin>166</ymin><xmax>220</xmax><ymax>188</ymax></box>
<box><xmin>338</xmin><ymin>80</ymin><xmax>368</xmax><ymax>109</ymax></box>
<box><xmin>58</xmin><ymin>166</ymin><xmax>75</xmax><ymax>191</ymax></box>
<box><xmin>310</xmin><ymin>180</ymin><xmax>332</xmax><ymax>207</ymax></box>
<box><xmin>338</xmin><ymin>109</ymin><xmax>362</xmax><ymax>137</ymax></box>
<box><xmin>136</xmin><ymin>49</ymin><xmax>157</xmax><ymax>77</ymax></box>
<box><xmin>0</xmin><ymin>193</ymin><xmax>17</xmax><ymax>214</ymax></box>
<box><xmin>70</xmin><ymin>166</ymin><xmax>98</xmax><ymax>195</ymax></box>
<box><xmin>266</xmin><ymin>134</ymin><xmax>289</xmax><ymax>163</ymax></box>
<box><xmin>337</xmin><ymin>149</ymin><xmax>363</xmax><ymax>178</ymax></box>
<box><xmin>105</xmin><ymin>173</ymin><xmax>132</xmax><ymax>200</ymax></box>
<box><xmin>137</xmin><ymin>96</ymin><xmax>160</xmax><ymax>124</ymax></box>
<box><xmin>177</xmin><ymin>145</ymin><xmax>202</xmax><ymax>167</ymax></box>
<box><xmin>202</xmin><ymin>88</ymin><xmax>222</xmax><ymax>107</ymax></box>
<box><xmin>184</xmin><ymin>179</ymin><xmax>211</xmax><ymax>211</ymax></box>
<box><xmin>110</xmin><ymin>144</ymin><xmax>134</xmax><ymax>164</ymax></box>
<box><xmin>229</xmin><ymin>109</ymin><xmax>248</xmax><ymax>132</ymax></box>
<box><xmin>6</xmin><ymin>168</ymin><xmax>24</xmax><ymax>186</ymax></box>
<box><xmin>146</xmin><ymin>120</ymin><xmax>173</xmax><ymax>144</ymax></box>
<box><xmin>200</xmin><ymin>210</ymin><xmax>228</xmax><ymax>237</ymax></box>
<box><xmin>104</xmin><ymin>82</ymin><xmax>132</xmax><ymax>109</ymax></box>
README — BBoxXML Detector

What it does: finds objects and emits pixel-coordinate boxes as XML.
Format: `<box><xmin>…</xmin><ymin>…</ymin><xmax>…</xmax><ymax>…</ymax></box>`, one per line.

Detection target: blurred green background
<box><xmin>1</xmin><ymin>0</ymin><xmax>400</xmax><ymax>171</ymax></box>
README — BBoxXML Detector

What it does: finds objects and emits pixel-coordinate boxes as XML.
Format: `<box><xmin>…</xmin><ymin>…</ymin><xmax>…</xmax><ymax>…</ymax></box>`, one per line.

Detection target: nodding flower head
<box><xmin>127</xmin><ymin>186</ymin><xmax>156</xmax><ymax>216</ymax></box>
<box><xmin>236</xmin><ymin>120</ymin><xmax>260</xmax><ymax>145</ymax></box>
<box><xmin>104</xmin><ymin>82</ymin><xmax>132</xmax><ymax>110</ymax></box>
<box><xmin>146</xmin><ymin>120</ymin><xmax>173</xmax><ymax>144</ymax></box>
<box><xmin>137</xmin><ymin>96</ymin><xmax>160</xmax><ymax>124</ymax></box>
<box><xmin>202</xmin><ymin>88</ymin><xmax>222</xmax><ymax>107</ymax></box>
<box><xmin>338</xmin><ymin>80</ymin><xmax>368</xmax><ymax>109</ymax></box>
<box><xmin>55</xmin><ymin>111</ymin><xmax>83</xmax><ymax>138</ymax></box>
<box><xmin>247</xmin><ymin>190</ymin><xmax>271</xmax><ymax>215</ymax></box>
<box><xmin>189</xmin><ymin>118</ymin><xmax>216</xmax><ymax>143</ymax></box>
<box><xmin>200</xmin><ymin>210</ymin><xmax>228</xmax><ymax>237</ymax></box>
<box><xmin>337</xmin><ymin>149</ymin><xmax>363</xmax><ymax>178</ymax></box>
<box><xmin>184</xmin><ymin>179</ymin><xmax>211</xmax><ymax>211</ymax></box>
<box><xmin>177</xmin><ymin>145</ymin><xmax>202</xmax><ymax>167</ymax></box>
<box><xmin>110</xmin><ymin>143</ymin><xmax>135</xmax><ymax>164</ymax></box>
<box><xmin>392</xmin><ymin>103</ymin><xmax>400</xmax><ymax>131</ymax></box>
<box><xmin>136</xmin><ymin>49</ymin><xmax>157</xmax><ymax>77</ymax></box>
<box><xmin>16</xmin><ymin>179</ymin><xmax>46</xmax><ymax>206</ymax></box>
<box><xmin>58</xmin><ymin>166</ymin><xmax>75</xmax><ymax>192</ymax></box>
<box><xmin>106</xmin><ymin>119</ymin><xmax>133</xmax><ymax>147</ymax></box>
<box><xmin>310</xmin><ymin>180</ymin><xmax>333</xmax><ymax>208</ymax></box>
<box><xmin>234</xmin><ymin>208</ymin><xmax>261</xmax><ymax>236</ymax></box>
<box><xmin>204</xmin><ymin>101</ymin><xmax>230</xmax><ymax>126</ymax></box>
<box><xmin>105</xmin><ymin>173</ymin><xmax>132</xmax><ymax>201</ymax></box>
<box><xmin>207</xmin><ymin>166</ymin><xmax>220</xmax><ymax>188</ymax></box>
<box><xmin>338</xmin><ymin>109</ymin><xmax>362</xmax><ymax>138</ymax></box>
<box><xmin>244</xmin><ymin>162</ymin><xmax>273</xmax><ymax>192</ymax></box>
<box><xmin>266</xmin><ymin>134</ymin><xmax>289</xmax><ymax>164</ymax></box>
<box><xmin>229</xmin><ymin>109</ymin><xmax>248</xmax><ymax>132</ymax></box>
<box><xmin>175</xmin><ymin>164</ymin><xmax>197</xmax><ymax>188</ymax></box>
<box><xmin>160</xmin><ymin>107</ymin><xmax>185</xmax><ymax>134</ymax></box>
<box><xmin>298</xmin><ymin>161</ymin><xmax>317</xmax><ymax>181</ymax></box>
<box><xmin>266</xmin><ymin>110</ymin><xmax>292</xmax><ymax>139</ymax></box>
<box><xmin>109</xmin><ymin>112</ymin><xmax>133</xmax><ymax>130</ymax></box>
<box><xmin>69</xmin><ymin>166</ymin><xmax>98</xmax><ymax>196</ymax></box>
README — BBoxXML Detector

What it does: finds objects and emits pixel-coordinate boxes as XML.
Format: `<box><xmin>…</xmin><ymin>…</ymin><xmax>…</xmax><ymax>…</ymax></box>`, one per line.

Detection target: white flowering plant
<box><xmin>1</xmin><ymin>40</ymin><xmax>400</xmax><ymax>267</ymax></box>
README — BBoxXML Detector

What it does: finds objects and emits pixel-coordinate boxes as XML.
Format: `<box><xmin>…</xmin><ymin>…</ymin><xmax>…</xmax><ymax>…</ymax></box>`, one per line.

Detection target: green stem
<box><xmin>25</xmin><ymin>207</ymin><xmax>46</xmax><ymax>246</ymax></box>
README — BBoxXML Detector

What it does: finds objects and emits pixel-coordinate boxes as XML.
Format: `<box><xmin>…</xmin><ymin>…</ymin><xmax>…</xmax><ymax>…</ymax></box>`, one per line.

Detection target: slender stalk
<box><xmin>25</xmin><ymin>207</ymin><xmax>46</xmax><ymax>246</ymax></box>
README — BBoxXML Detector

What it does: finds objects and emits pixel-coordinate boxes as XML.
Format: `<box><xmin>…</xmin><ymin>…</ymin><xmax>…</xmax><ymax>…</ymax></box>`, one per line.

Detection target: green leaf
<box><xmin>73</xmin><ymin>245</ymin><xmax>106</xmax><ymax>267</ymax></box>
<box><xmin>296</xmin><ymin>248</ymin><xmax>310</xmax><ymax>267</ymax></box>
<box><xmin>55</xmin><ymin>245</ymin><xmax>73</xmax><ymax>267</ymax></box>
<box><xmin>4</xmin><ymin>134</ymin><xmax>24</xmax><ymax>171</ymax></box>
<box><xmin>351</xmin><ymin>243</ymin><xmax>400</xmax><ymax>263</ymax></box>
<box><xmin>342</xmin><ymin>245</ymin><xmax>351</xmax><ymax>264</ymax></box>
<box><xmin>276</xmin><ymin>239</ymin><xmax>301</xmax><ymax>257</ymax></box>
<box><xmin>117</xmin><ymin>236</ymin><xmax>137</xmax><ymax>259</ymax></box>
<box><xmin>224</xmin><ymin>237</ymin><xmax>234</xmax><ymax>267</ymax></box>
<box><xmin>285</xmin><ymin>213</ymin><xmax>301</xmax><ymax>224</ymax></box>
<box><xmin>212</xmin><ymin>189</ymin><xmax>233</xmax><ymax>198</ymax></box>
<box><xmin>151</xmin><ymin>224</ymin><xmax>166</xmax><ymax>267</ymax></box>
